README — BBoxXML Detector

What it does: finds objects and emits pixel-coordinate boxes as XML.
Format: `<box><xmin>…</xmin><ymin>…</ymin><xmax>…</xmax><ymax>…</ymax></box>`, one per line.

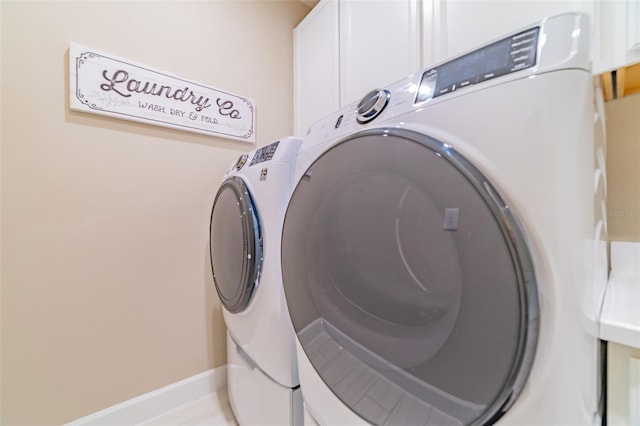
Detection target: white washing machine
<box><xmin>209</xmin><ymin>137</ymin><xmax>303</xmax><ymax>425</ymax></box>
<box><xmin>281</xmin><ymin>13</ymin><xmax>608</xmax><ymax>426</ymax></box>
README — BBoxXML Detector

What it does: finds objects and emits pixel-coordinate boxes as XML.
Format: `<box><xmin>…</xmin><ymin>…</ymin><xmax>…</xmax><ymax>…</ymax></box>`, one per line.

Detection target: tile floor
<box><xmin>139</xmin><ymin>388</ymin><xmax>237</xmax><ymax>426</ymax></box>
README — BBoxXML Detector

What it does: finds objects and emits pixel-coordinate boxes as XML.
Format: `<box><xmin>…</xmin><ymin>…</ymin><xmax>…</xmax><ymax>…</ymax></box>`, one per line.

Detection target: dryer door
<box><xmin>282</xmin><ymin>128</ymin><xmax>539</xmax><ymax>425</ymax></box>
<box><xmin>210</xmin><ymin>176</ymin><xmax>262</xmax><ymax>313</ymax></box>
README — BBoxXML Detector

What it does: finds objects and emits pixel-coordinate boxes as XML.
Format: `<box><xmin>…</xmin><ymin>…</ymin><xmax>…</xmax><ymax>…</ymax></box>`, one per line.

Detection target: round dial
<box><xmin>234</xmin><ymin>154</ymin><xmax>248</xmax><ymax>170</ymax></box>
<box><xmin>356</xmin><ymin>89</ymin><xmax>390</xmax><ymax>124</ymax></box>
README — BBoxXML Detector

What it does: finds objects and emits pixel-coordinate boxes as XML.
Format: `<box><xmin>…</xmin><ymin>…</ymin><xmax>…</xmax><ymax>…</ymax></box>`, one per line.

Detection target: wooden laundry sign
<box><xmin>69</xmin><ymin>43</ymin><xmax>256</xmax><ymax>142</ymax></box>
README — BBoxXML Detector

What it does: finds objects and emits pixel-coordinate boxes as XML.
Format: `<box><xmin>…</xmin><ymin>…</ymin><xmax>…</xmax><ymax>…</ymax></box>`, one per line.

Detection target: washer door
<box><xmin>282</xmin><ymin>129</ymin><xmax>538</xmax><ymax>425</ymax></box>
<box><xmin>210</xmin><ymin>176</ymin><xmax>262</xmax><ymax>314</ymax></box>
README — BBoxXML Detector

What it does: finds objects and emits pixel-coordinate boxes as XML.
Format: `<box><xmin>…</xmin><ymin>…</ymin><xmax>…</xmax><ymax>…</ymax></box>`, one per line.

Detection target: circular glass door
<box><xmin>281</xmin><ymin>128</ymin><xmax>538</xmax><ymax>425</ymax></box>
<box><xmin>210</xmin><ymin>176</ymin><xmax>262</xmax><ymax>313</ymax></box>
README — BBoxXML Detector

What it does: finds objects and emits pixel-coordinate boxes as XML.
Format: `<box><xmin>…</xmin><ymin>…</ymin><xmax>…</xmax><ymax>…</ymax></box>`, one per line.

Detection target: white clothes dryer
<box><xmin>209</xmin><ymin>137</ymin><xmax>303</xmax><ymax>425</ymax></box>
<box><xmin>281</xmin><ymin>13</ymin><xmax>608</xmax><ymax>426</ymax></box>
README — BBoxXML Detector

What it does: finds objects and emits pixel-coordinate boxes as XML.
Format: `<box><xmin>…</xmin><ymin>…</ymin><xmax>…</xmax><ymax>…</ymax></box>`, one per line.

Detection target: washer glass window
<box><xmin>281</xmin><ymin>129</ymin><xmax>538</xmax><ymax>425</ymax></box>
<box><xmin>210</xmin><ymin>177</ymin><xmax>261</xmax><ymax>313</ymax></box>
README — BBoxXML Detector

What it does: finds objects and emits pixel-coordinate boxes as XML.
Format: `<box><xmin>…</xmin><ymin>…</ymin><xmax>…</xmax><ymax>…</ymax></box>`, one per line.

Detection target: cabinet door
<box><xmin>440</xmin><ymin>0</ymin><xmax>598</xmax><ymax>62</ymax></box>
<box><xmin>598</xmin><ymin>0</ymin><xmax>640</xmax><ymax>72</ymax></box>
<box><xmin>607</xmin><ymin>342</ymin><xmax>640</xmax><ymax>425</ymax></box>
<box><xmin>294</xmin><ymin>1</ymin><xmax>340</xmax><ymax>137</ymax></box>
<box><xmin>340</xmin><ymin>0</ymin><xmax>421</xmax><ymax>106</ymax></box>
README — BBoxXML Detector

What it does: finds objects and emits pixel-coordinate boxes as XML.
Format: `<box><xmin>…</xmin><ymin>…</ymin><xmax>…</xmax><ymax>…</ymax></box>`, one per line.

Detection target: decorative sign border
<box><xmin>69</xmin><ymin>43</ymin><xmax>256</xmax><ymax>143</ymax></box>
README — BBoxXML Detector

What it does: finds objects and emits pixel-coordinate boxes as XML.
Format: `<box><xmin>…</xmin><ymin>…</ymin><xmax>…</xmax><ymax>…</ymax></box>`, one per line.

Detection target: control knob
<box><xmin>234</xmin><ymin>154</ymin><xmax>248</xmax><ymax>170</ymax></box>
<box><xmin>356</xmin><ymin>89</ymin><xmax>390</xmax><ymax>124</ymax></box>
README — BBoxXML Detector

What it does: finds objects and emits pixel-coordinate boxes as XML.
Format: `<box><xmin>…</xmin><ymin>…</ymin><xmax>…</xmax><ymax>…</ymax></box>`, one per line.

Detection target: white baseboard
<box><xmin>65</xmin><ymin>366</ymin><xmax>227</xmax><ymax>426</ymax></box>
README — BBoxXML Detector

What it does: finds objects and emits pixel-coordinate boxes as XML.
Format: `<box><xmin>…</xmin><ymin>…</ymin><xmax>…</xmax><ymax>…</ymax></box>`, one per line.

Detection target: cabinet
<box><xmin>339</xmin><ymin>0</ymin><xmax>420</xmax><ymax>106</ymax></box>
<box><xmin>599</xmin><ymin>0</ymin><xmax>640</xmax><ymax>72</ymax></box>
<box><xmin>608</xmin><ymin>342</ymin><xmax>640</xmax><ymax>425</ymax></box>
<box><xmin>294</xmin><ymin>1</ymin><xmax>340</xmax><ymax>138</ymax></box>
<box><xmin>294</xmin><ymin>0</ymin><xmax>421</xmax><ymax>137</ymax></box>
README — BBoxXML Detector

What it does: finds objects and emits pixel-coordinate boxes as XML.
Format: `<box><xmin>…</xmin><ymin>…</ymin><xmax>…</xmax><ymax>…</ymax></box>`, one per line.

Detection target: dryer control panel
<box><xmin>416</xmin><ymin>27</ymin><xmax>539</xmax><ymax>103</ymax></box>
<box><xmin>300</xmin><ymin>13</ymin><xmax>588</xmax><ymax>156</ymax></box>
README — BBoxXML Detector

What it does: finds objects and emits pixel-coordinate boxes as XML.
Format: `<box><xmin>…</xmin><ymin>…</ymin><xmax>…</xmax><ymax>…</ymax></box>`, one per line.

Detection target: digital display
<box><xmin>416</xmin><ymin>27</ymin><xmax>539</xmax><ymax>103</ymax></box>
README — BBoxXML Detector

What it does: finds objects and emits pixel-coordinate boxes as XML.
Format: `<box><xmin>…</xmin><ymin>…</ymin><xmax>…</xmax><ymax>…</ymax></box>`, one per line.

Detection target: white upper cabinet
<box><xmin>339</xmin><ymin>0</ymin><xmax>421</xmax><ymax>106</ymax></box>
<box><xmin>294</xmin><ymin>1</ymin><xmax>340</xmax><ymax>137</ymax></box>
<box><xmin>599</xmin><ymin>0</ymin><xmax>640</xmax><ymax>72</ymax></box>
<box><xmin>294</xmin><ymin>0</ymin><xmax>421</xmax><ymax>137</ymax></box>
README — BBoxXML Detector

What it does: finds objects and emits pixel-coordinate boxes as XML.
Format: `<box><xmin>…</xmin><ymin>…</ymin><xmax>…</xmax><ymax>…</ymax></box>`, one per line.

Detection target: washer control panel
<box><xmin>249</xmin><ymin>140</ymin><xmax>280</xmax><ymax>166</ymax></box>
<box><xmin>356</xmin><ymin>89</ymin><xmax>391</xmax><ymax>124</ymax></box>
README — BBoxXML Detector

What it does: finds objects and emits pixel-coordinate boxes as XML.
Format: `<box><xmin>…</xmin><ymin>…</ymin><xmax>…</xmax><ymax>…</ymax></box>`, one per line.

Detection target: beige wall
<box><xmin>0</xmin><ymin>1</ymin><xmax>310</xmax><ymax>424</ymax></box>
<box><xmin>605</xmin><ymin>93</ymin><xmax>640</xmax><ymax>242</ymax></box>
